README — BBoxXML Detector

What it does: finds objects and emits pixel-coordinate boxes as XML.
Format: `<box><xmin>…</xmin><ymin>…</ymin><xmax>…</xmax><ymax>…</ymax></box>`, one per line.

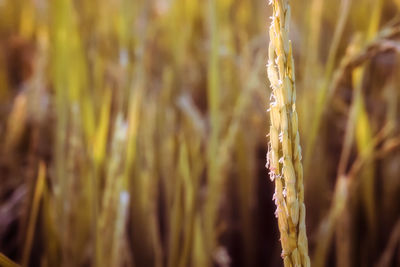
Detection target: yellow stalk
<box><xmin>267</xmin><ymin>0</ymin><xmax>310</xmax><ymax>266</ymax></box>
<box><xmin>0</xmin><ymin>253</ymin><xmax>20</xmax><ymax>267</ymax></box>
<box><xmin>22</xmin><ymin>162</ymin><xmax>46</xmax><ymax>267</ymax></box>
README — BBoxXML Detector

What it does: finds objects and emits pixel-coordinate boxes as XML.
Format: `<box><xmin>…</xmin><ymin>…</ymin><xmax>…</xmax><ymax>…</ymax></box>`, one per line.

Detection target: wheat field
<box><xmin>0</xmin><ymin>0</ymin><xmax>399</xmax><ymax>266</ymax></box>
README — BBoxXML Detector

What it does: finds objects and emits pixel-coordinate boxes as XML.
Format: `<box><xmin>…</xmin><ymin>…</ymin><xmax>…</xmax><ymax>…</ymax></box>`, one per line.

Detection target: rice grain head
<box><xmin>267</xmin><ymin>0</ymin><xmax>310</xmax><ymax>266</ymax></box>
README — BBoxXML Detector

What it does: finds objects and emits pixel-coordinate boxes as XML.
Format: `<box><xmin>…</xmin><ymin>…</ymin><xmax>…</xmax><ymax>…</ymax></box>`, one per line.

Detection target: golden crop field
<box><xmin>0</xmin><ymin>0</ymin><xmax>399</xmax><ymax>266</ymax></box>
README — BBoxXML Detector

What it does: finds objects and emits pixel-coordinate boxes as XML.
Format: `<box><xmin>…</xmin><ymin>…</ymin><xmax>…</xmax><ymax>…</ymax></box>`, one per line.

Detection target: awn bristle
<box><xmin>267</xmin><ymin>0</ymin><xmax>310</xmax><ymax>266</ymax></box>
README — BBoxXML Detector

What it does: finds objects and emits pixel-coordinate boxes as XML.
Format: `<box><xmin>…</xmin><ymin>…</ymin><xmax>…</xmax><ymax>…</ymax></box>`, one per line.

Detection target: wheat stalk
<box><xmin>267</xmin><ymin>0</ymin><xmax>310</xmax><ymax>266</ymax></box>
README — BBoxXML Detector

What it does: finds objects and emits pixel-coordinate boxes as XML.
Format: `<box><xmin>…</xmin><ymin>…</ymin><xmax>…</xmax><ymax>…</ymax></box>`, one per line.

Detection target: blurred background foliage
<box><xmin>0</xmin><ymin>0</ymin><xmax>400</xmax><ymax>266</ymax></box>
